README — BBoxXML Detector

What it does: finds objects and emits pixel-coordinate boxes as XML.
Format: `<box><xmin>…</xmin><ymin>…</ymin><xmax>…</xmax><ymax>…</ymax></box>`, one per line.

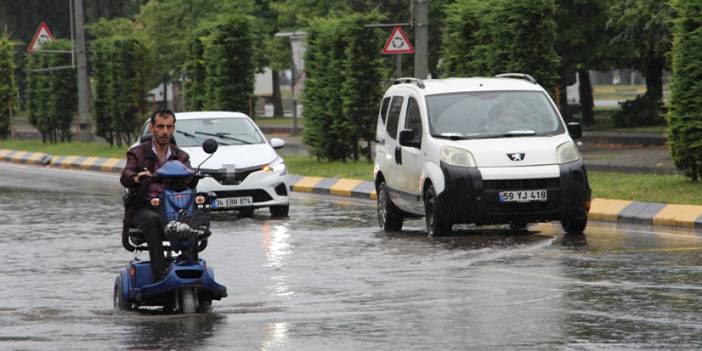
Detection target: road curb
<box><xmin>0</xmin><ymin>149</ymin><xmax>52</xmax><ymax>166</ymax></box>
<box><xmin>1</xmin><ymin>151</ymin><xmax>701</xmax><ymax>231</ymax></box>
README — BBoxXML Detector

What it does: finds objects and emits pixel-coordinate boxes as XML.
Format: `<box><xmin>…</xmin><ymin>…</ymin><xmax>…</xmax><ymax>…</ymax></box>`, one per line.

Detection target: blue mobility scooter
<box><xmin>114</xmin><ymin>139</ymin><xmax>227</xmax><ymax>313</ymax></box>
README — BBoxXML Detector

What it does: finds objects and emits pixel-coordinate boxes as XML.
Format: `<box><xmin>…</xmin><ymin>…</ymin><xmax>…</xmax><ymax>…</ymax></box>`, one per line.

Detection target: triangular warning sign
<box><xmin>28</xmin><ymin>22</ymin><xmax>55</xmax><ymax>53</ymax></box>
<box><xmin>382</xmin><ymin>26</ymin><xmax>414</xmax><ymax>54</ymax></box>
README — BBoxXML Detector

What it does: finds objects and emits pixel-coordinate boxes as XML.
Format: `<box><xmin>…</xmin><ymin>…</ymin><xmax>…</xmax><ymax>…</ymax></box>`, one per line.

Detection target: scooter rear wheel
<box><xmin>181</xmin><ymin>288</ymin><xmax>197</xmax><ymax>314</ymax></box>
<box><xmin>113</xmin><ymin>276</ymin><xmax>132</xmax><ymax>311</ymax></box>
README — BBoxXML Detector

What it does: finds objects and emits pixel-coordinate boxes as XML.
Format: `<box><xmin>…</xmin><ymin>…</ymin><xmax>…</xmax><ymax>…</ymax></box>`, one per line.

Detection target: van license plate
<box><xmin>499</xmin><ymin>189</ymin><xmax>547</xmax><ymax>203</ymax></box>
<box><xmin>216</xmin><ymin>196</ymin><xmax>253</xmax><ymax>208</ymax></box>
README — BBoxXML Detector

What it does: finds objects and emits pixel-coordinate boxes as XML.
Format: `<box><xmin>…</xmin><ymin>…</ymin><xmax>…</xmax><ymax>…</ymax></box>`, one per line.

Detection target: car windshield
<box><xmin>426</xmin><ymin>91</ymin><xmax>564</xmax><ymax>139</ymax></box>
<box><xmin>166</xmin><ymin>117</ymin><xmax>265</xmax><ymax>147</ymax></box>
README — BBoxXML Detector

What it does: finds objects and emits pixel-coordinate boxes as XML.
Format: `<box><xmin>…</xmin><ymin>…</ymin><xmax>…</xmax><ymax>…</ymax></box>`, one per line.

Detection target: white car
<box><xmin>374</xmin><ymin>74</ymin><xmax>591</xmax><ymax>235</ymax></box>
<box><xmin>139</xmin><ymin>111</ymin><xmax>290</xmax><ymax>217</ymax></box>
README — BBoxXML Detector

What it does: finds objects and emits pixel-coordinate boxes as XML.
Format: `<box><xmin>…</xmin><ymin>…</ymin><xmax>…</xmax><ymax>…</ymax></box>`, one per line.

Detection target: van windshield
<box><xmin>426</xmin><ymin>91</ymin><xmax>564</xmax><ymax>139</ymax></box>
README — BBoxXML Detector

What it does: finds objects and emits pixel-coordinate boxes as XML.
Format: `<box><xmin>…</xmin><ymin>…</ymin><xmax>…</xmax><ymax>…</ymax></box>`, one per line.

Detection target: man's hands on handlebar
<box><xmin>133</xmin><ymin>170</ymin><xmax>152</xmax><ymax>184</ymax></box>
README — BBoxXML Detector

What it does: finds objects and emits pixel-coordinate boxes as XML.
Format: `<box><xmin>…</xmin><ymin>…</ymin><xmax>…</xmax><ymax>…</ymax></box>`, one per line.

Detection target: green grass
<box><xmin>589</xmin><ymin>171</ymin><xmax>702</xmax><ymax>205</ymax></box>
<box><xmin>0</xmin><ymin>140</ymin><xmax>128</xmax><ymax>158</ymax></box>
<box><xmin>283</xmin><ymin>154</ymin><xmax>374</xmax><ymax>181</ymax></box>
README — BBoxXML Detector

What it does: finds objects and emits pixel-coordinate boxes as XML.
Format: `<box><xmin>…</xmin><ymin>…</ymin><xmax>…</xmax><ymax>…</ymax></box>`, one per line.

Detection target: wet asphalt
<box><xmin>1</xmin><ymin>162</ymin><xmax>702</xmax><ymax>350</ymax></box>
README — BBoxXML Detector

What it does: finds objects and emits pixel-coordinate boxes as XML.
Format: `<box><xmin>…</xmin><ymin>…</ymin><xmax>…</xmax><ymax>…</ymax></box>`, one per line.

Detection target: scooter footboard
<box><xmin>128</xmin><ymin>261</ymin><xmax>227</xmax><ymax>304</ymax></box>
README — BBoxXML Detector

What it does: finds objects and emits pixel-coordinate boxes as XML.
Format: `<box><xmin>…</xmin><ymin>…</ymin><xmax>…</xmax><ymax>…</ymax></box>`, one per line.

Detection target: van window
<box><xmin>386</xmin><ymin>96</ymin><xmax>404</xmax><ymax>139</ymax></box>
<box><xmin>404</xmin><ymin>97</ymin><xmax>422</xmax><ymax>146</ymax></box>
<box><xmin>379</xmin><ymin>97</ymin><xmax>391</xmax><ymax>124</ymax></box>
<box><xmin>426</xmin><ymin>91</ymin><xmax>564</xmax><ymax>139</ymax></box>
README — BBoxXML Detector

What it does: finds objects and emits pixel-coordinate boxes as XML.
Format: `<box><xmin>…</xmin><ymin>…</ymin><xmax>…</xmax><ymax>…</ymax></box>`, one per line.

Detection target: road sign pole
<box><xmin>414</xmin><ymin>0</ymin><xmax>429</xmax><ymax>79</ymax></box>
<box><xmin>395</xmin><ymin>55</ymin><xmax>402</xmax><ymax>78</ymax></box>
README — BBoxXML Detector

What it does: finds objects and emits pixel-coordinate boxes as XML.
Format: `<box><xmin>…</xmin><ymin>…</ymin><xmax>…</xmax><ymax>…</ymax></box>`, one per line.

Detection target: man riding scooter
<box><xmin>120</xmin><ymin>109</ymin><xmax>195</xmax><ymax>282</ymax></box>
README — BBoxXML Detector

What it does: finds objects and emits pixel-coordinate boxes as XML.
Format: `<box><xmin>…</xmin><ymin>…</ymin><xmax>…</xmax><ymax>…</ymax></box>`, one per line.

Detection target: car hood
<box><xmin>183</xmin><ymin>143</ymin><xmax>279</xmax><ymax>169</ymax></box>
<box><xmin>448</xmin><ymin>134</ymin><xmax>571</xmax><ymax>167</ymax></box>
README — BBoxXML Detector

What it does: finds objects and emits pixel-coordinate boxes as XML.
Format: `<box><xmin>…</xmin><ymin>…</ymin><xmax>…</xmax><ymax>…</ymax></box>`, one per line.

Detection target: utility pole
<box><xmin>414</xmin><ymin>0</ymin><xmax>429</xmax><ymax>79</ymax></box>
<box><xmin>74</xmin><ymin>0</ymin><xmax>92</xmax><ymax>140</ymax></box>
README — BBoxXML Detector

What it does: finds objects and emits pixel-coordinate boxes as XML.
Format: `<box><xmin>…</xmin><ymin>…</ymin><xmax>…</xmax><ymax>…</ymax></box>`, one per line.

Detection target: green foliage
<box><xmin>667</xmin><ymin>0</ymin><xmax>702</xmax><ymax>181</ymax></box>
<box><xmin>201</xmin><ymin>15</ymin><xmax>259</xmax><ymax>113</ymax></box>
<box><xmin>0</xmin><ymin>33</ymin><xmax>18</xmax><ymax>139</ymax></box>
<box><xmin>184</xmin><ymin>31</ymin><xmax>207</xmax><ymax>111</ymax></box>
<box><xmin>23</xmin><ymin>39</ymin><xmax>76</xmax><ymax>143</ymax></box>
<box><xmin>303</xmin><ymin>15</ymin><xmax>385</xmax><ymax>162</ymax></box>
<box><xmin>440</xmin><ymin>0</ymin><xmax>560</xmax><ymax>94</ymax></box>
<box><xmin>611</xmin><ymin>94</ymin><xmax>664</xmax><ymax>128</ymax></box>
<box><xmin>90</xmin><ymin>23</ymin><xmax>153</xmax><ymax>146</ymax></box>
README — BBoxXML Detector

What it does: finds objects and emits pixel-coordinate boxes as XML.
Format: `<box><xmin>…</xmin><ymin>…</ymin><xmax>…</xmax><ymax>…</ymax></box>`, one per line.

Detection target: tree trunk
<box><xmin>557</xmin><ymin>74</ymin><xmax>571</xmax><ymax>122</ymax></box>
<box><xmin>578</xmin><ymin>69</ymin><xmax>594</xmax><ymax>126</ymax></box>
<box><xmin>644</xmin><ymin>55</ymin><xmax>664</xmax><ymax>103</ymax></box>
<box><xmin>271</xmin><ymin>70</ymin><xmax>283</xmax><ymax>117</ymax></box>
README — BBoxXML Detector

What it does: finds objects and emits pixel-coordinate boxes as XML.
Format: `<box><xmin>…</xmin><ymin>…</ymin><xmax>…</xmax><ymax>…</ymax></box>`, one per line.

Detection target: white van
<box><xmin>373</xmin><ymin>74</ymin><xmax>591</xmax><ymax>235</ymax></box>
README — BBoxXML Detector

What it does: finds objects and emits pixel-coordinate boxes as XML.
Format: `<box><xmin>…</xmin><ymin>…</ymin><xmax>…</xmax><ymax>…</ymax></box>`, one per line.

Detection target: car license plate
<box><xmin>499</xmin><ymin>189</ymin><xmax>547</xmax><ymax>203</ymax></box>
<box><xmin>216</xmin><ymin>196</ymin><xmax>253</xmax><ymax>208</ymax></box>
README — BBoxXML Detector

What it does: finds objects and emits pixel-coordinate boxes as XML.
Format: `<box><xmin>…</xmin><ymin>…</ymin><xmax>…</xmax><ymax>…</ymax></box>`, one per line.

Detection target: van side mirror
<box><xmin>399</xmin><ymin>129</ymin><xmax>420</xmax><ymax>148</ymax></box>
<box><xmin>567</xmin><ymin>122</ymin><xmax>582</xmax><ymax>140</ymax></box>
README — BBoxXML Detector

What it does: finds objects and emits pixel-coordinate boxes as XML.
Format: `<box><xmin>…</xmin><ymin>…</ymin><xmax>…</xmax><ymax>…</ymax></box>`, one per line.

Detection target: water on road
<box><xmin>1</xmin><ymin>163</ymin><xmax>702</xmax><ymax>350</ymax></box>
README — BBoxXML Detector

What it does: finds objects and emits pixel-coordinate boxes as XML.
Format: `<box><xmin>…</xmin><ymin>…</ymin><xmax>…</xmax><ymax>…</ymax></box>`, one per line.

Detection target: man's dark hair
<box><xmin>150</xmin><ymin>109</ymin><xmax>176</xmax><ymax>124</ymax></box>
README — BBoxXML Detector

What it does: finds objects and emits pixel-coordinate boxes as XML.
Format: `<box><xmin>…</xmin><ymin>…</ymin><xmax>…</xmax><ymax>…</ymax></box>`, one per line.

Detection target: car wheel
<box><xmin>561</xmin><ymin>211</ymin><xmax>587</xmax><ymax>234</ymax></box>
<box><xmin>270</xmin><ymin>205</ymin><xmax>289</xmax><ymax>218</ymax></box>
<box><xmin>424</xmin><ymin>185</ymin><xmax>451</xmax><ymax>236</ymax></box>
<box><xmin>239</xmin><ymin>208</ymin><xmax>254</xmax><ymax>218</ymax></box>
<box><xmin>377</xmin><ymin>181</ymin><xmax>403</xmax><ymax>231</ymax></box>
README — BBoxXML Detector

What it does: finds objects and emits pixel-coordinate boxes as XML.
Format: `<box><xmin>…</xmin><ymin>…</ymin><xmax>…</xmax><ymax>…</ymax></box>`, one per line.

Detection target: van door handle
<box><xmin>376</xmin><ymin>138</ymin><xmax>385</xmax><ymax>145</ymax></box>
<box><xmin>395</xmin><ymin>146</ymin><xmax>402</xmax><ymax>165</ymax></box>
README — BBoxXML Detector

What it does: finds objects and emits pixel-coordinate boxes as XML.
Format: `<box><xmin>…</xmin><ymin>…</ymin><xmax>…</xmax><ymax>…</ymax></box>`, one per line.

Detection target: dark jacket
<box><xmin>121</xmin><ymin>139</ymin><xmax>193</xmax><ymax>248</ymax></box>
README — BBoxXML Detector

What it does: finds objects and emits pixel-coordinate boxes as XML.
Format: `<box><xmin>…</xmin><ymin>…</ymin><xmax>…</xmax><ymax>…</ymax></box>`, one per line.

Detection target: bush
<box><xmin>611</xmin><ymin>94</ymin><xmax>665</xmax><ymax>128</ymax></box>
<box><xmin>667</xmin><ymin>0</ymin><xmax>702</xmax><ymax>181</ymax></box>
<box><xmin>302</xmin><ymin>15</ymin><xmax>385</xmax><ymax>162</ymax></box>
<box><xmin>0</xmin><ymin>33</ymin><xmax>18</xmax><ymax>139</ymax></box>
<box><xmin>24</xmin><ymin>39</ymin><xmax>76</xmax><ymax>143</ymax></box>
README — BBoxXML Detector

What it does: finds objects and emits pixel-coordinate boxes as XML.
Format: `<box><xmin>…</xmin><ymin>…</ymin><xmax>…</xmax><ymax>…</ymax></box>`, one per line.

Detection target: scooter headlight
<box><xmin>557</xmin><ymin>141</ymin><xmax>581</xmax><ymax>164</ymax></box>
<box><xmin>440</xmin><ymin>146</ymin><xmax>476</xmax><ymax>167</ymax></box>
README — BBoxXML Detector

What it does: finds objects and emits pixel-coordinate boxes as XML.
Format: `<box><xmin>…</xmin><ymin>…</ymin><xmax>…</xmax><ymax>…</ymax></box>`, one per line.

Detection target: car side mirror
<box><xmin>270</xmin><ymin>137</ymin><xmax>285</xmax><ymax>149</ymax></box>
<box><xmin>202</xmin><ymin>138</ymin><xmax>219</xmax><ymax>154</ymax></box>
<box><xmin>567</xmin><ymin>122</ymin><xmax>582</xmax><ymax>140</ymax></box>
<box><xmin>399</xmin><ymin>129</ymin><xmax>420</xmax><ymax>148</ymax></box>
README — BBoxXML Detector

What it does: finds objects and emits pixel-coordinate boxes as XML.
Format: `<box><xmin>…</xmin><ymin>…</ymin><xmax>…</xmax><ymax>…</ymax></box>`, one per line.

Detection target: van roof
<box><xmin>391</xmin><ymin>77</ymin><xmax>544</xmax><ymax>96</ymax></box>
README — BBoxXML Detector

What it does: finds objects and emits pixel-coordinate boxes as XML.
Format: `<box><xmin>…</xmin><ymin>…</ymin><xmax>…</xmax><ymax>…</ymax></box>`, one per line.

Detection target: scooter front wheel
<box><xmin>181</xmin><ymin>288</ymin><xmax>197</xmax><ymax>314</ymax></box>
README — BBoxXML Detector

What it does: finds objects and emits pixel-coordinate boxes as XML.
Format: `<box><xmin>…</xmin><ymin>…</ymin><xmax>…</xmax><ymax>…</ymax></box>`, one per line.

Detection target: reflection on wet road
<box><xmin>1</xmin><ymin>163</ymin><xmax>702</xmax><ymax>350</ymax></box>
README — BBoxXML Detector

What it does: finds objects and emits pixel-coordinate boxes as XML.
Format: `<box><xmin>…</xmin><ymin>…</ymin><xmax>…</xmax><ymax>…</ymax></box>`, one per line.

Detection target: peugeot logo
<box><xmin>507</xmin><ymin>153</ymin><xmax>525</xmax><ymax>161</ymax></box>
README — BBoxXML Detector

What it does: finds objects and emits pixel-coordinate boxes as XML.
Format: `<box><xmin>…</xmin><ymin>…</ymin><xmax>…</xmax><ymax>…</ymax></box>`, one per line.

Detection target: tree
<box><xmin>89</xmin><ymin>19</ymin><xmax>153</xmax><ymax>146</ymax></box>
<box><xmin>202</xmin><ymin>15</ymin><xmax>260</xmax><ymax>113</ymax></box>
<box><xmin>667</xmin><ymin>0</ymin><xmax>702</xmax><ymax>181</ymax></box>
<box><xmin>23</xmin><ymin>39</ymin><xmax>76</xmax><ymax>142</ymax></box>
<box><xmin>441</xmin><ymin>0</ymin><xmax>560</xmax><ymax>95</ymax></box>
<box><xmin>607</xmin><ymin>0</ymin><xmax>673</xmax><ymax>103</ymax></box>
<box><xmin>0</xmin><ymin>32</ymin><xmax>18</xmax><ymax>139</ymax></box>
<box><xmin>555</xmin><ymin>0</ymin><xmax>611</xmax><ymax>124</ymax></box>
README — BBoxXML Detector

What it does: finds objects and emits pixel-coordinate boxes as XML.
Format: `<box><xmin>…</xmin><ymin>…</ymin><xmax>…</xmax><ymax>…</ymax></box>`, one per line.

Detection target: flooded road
<box><xmin>1</xmin><ymin>163</ymin><xmax>702</xmax><ymax>350</ymax></box>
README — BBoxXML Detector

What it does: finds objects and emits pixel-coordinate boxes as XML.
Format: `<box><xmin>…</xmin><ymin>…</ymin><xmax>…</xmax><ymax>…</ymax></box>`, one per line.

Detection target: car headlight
<box><xmin>262</xmin><ymin>156</ymin><xmax>287</xmax><ymax>174</ymax></box>
<box><xmin>557</xmin><ymin>141</ymin><xmax>581</xmax><ymax>164</ymax></box>
<box><xmin>440</xmin><ymin>146</ymin><xmax>476</xmax><ymax>167</ymax></box>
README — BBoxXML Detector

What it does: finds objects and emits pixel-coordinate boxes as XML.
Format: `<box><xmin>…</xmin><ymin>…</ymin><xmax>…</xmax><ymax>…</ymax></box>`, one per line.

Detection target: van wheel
<box><xmin>377</xmin><ymin>181</ymin><xmax>403</xmax><ymax>231</ymax></box>
<box><xmin>424</xmin><ymin>185</ymin><xmax>451</xmax><ymax>236</ymax></box>
<box><xmin>561</xmin><ymin>213</ymin><xmax>587</xmax><ymax>234</ymax></box>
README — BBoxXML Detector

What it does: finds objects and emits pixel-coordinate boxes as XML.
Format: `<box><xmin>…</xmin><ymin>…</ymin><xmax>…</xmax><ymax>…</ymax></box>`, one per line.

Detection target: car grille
<box><xmin>216</xmin><ymin>165</ymin><xmax>263</xmax><ymax>185</ymax></box>
<box><xmin>214</xmin><ymin>189</ymin><xmax>273</xmax><ymax>202</ymax></box>
<box><xmin>483</xmin><ymin>178</ymin><xmax>560</xmax><ymax>214</ymax></box>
